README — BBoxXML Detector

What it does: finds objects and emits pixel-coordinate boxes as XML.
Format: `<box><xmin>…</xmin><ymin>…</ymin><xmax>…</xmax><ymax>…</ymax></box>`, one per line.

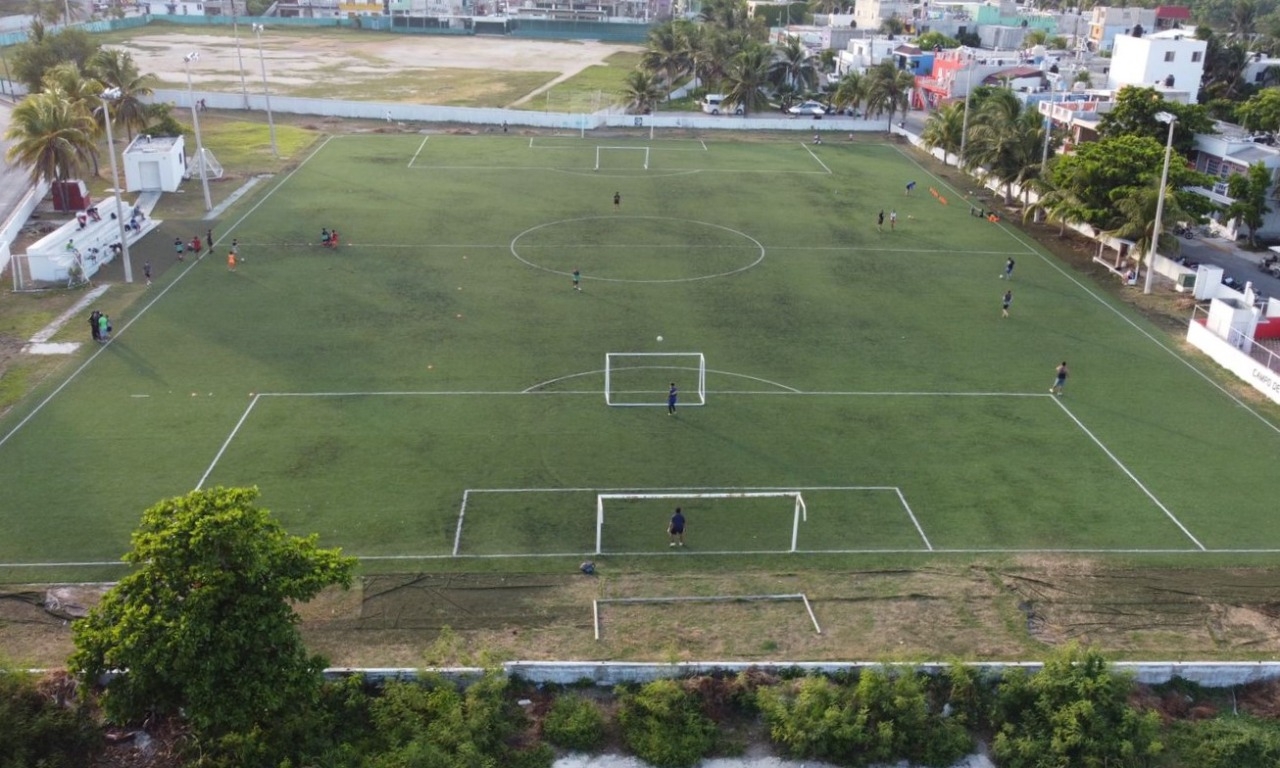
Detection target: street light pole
<box><xmin>252</xmin><ymin>24</ymin><xmax>278</xmax><ymax>158</ymax></box>
<box><xmin>230</xmin><ymin>0</ymin><xmax>250</xmax><ymax>109</ymax></box>
<box><xmin>1144</xmin><ymin>112</ymin><xmax>1177</xmax><ymax>295</ymax></box>
<box><xmin>183</xmin><ymin>51</ymin><xmax>213</xmax><ymax>212</ymax></box>
<box><xmin>1039</xmin><ymin>74</ymin><xmax>1059</xmax><ymax>173</ymax></box>
<box><xmin>958</xmin><ymin>55</ymin><xmax>975</xmax><ymax>167</ymax></box>
<box><xmin>101</xmin><ymin>88</ymin><xmax>134</xmax><ymax>283</ymax></box>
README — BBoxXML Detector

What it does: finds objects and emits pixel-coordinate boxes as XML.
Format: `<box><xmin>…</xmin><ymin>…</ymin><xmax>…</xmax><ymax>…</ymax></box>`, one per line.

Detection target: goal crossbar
<box><xmin>595</xmin><ymin>146</ymin><xmax>649</xmax><ymax>170</ymax></box>
<box><xmin>596</xmin><ymin>491</ymin><xmax>807</xmax><ymax>554</ymax></box>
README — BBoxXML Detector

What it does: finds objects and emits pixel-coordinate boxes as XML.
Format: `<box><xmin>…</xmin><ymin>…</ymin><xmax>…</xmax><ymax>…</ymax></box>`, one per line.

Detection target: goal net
<box><xmin>185</xmin><ymin>148</ymin><xmax>224</xmax><ymax>180</ymax></box>
<box><xmin>595</xmin><ymin>146</ymin><xmax>649</xmax><ymax>171</ymax></box>
<box><xmin>595</xmin><ymin>491</ymin><xmax>807</xmax><ymax>554</ymax></box>
<box><xmin>605</xmin><ymin>352</ymin><xmax>705</xmax><ymax>407</ymax></box>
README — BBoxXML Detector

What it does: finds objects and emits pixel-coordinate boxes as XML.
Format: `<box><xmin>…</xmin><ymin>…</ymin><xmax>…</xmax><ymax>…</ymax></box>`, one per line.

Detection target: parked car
<box><xmin>787</xmin><ymin>100</ymin><xmax>830</xmax><ymax>117</ymax></box>
<box><xmin>700</xmin><ymin>94</ymin><xmax>743</xmax><ymax>115</ymax></box>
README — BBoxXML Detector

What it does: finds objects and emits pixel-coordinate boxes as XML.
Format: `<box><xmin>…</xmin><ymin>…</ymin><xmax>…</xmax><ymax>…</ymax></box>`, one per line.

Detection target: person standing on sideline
<box><xmin>890</xmin><ymin>210</ymin><xmax>898</xmax><ymax>230</ymax></box>
<box><xmin>89</xmin><ymin>310</ymin><xmax>101</xmax><ymax>341</ymax></box>
<box><xmin>143</xmin><ymin>261</ymin><xmax>152</xmax><ymax>285</ymax></box>
<box><xmin>191</xmin><ymin>234</ymin><xmax>201</xmax><ymax>254</ymax></box>
<box><xmin>572</xmin><ymin>268</ymin><xmax>581</xmax><ymax>291</ymax></box>
<box><xmin>206</xmin><ymin>229</ymin><xmax>213</xmax><ymax>252</ymax></box>
<box><xmin>905</xmin><ymin>180</ymin><xmax>916</xmax><ymax>195</ymax></box>
<box><xmin>1002</xmin><ymin>290</ymin><xmax>1012</xmax><ymax>318</ymax></box>
<box><xmin>613</xmin><ymin>191</ymin><xmax>621</xmax><ymax>209</ymax></box>
<box><xmin>98</xmin><ymin>313</ymin><xmax>110</xmax><ymax>342</ymax></box>
<box><xmin>1051</xmin><ymin>361</ymin><xmax>1068</xmax><ymax>395</ymax></box>
<box><xmin>1002</xmin><ymin>257</ymin><xmax>1015</xmax><ymax>280</ymax></box>
<box><xmin>877</xmin><ymin>209</ymin><xmax>885</xmax><ymax>232</ymax></box>
<box><xmin>668</xmin><ymin>382</ymin><xmax>678</xmax><ymax>415</ymax></box>
<box><xmin>174</xmin><ymin>237</ymin><xmax>185</xmax><ymax>261</ymax></box>
<box><xmin>227</xmin><ymin>250</ymin><xmax>237</xmax><ymax>272</ymax></box>
<box><xmin>231</xmin><ymin>239</ymin><xmax>240</xmax><ymax>263</ymax></box>
<box><xmin>668</xmin><ymin>507</ymin><xmax>686</xmax><ymax>547</ymax></box>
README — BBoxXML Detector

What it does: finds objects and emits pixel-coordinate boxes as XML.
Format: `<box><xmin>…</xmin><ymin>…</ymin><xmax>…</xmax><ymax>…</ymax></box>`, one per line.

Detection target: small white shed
<box><xmin>124</xmin><ymin>134</ymin><xmax>186</xmax><ymax>193</ymax></box>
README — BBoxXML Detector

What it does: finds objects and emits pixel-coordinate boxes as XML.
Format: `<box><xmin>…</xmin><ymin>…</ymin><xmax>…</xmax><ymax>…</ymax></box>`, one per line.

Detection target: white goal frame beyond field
<box><xmin>595</xmin><ymin>146</ymin><xmax>649</xmax><ymax>170</ymax></box>
<box><xmin>596</xmin><ymin>491</ymin><xmax>807</xmax><ymax>554</ymax></box>
<box><xmin>605</xmin><ymin>352</ymin><xmax>706</xmax><ymax>407</ymax></box>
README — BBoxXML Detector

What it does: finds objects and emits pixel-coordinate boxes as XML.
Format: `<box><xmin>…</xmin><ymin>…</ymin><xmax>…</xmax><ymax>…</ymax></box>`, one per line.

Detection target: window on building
<box><xmin>1204</xmin><ymin>157</ymin><xmax>1220</xmax><ymax>176</ymax></box>
<box><xmin>1164</xmin><ymin>51</ymin><xmax>1175</xmax><ymax>62</ymax></box>
<box><xmin>1191</xmin><ymin>51</ymin><xmax>1202</xmax><ymax>62</ymax></box>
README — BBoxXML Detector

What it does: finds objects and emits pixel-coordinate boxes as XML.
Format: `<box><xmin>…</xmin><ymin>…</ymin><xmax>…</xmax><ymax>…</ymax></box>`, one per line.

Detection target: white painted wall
<box><xmin>1108</xmin><ymin>31</ymin><xmax>1206</xmax><ymax>102</ymax></box>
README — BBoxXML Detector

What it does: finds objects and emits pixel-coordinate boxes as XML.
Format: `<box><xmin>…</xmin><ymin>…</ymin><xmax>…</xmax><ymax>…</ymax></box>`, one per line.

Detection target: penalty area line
<box><xmin>407</xmin><ymin>136</ymin><xmax>429</xmax><ymax>168</ymax></box>
<box><xmin>801</xmin><ymin>142</ymin><xmax>832</xmax><ymax>174</ymax></box>
<box><xmin>1051</xmin><ymin>396</ymin><xmax>1205</xmax><ymax>550</ymax></box>
<box><xmin>195</xmin><ymin>394</ymin><xmax>262</xmax><ymax>491</ymax></box>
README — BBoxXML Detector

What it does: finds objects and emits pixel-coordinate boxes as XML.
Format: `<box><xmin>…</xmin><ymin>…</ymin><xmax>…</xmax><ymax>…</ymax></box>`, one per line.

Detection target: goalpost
<box><xmin>596</xmin><ymin>491</ymin><xmax>808</xmax><ymax>554</ymax></box>
<box><xmin>595</xmin><ymin>146</ymin><xmax>649</xmax><ymax>171</ymax></box>
<box><xmin>605</xmin><ymin>352</ymin><xmax>706</xmax><ymax>407</ymax></box>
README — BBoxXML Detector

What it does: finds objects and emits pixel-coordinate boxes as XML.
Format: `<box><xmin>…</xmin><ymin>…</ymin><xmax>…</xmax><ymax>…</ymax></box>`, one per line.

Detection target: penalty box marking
<box><xmin>192</xmin><ymin>392</ymin><xmax>1193</xmax><ymax>555</ymax></box>
<box><xmin>453</xmin><ymin>486</ymin><xmax>929</xmax><ymax>557</ymax></box>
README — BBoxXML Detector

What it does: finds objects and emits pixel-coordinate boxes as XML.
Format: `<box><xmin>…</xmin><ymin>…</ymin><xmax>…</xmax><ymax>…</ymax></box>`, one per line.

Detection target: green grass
<box><xmin>1</xmin><ymin>133</ymin><xmax>1278</xmax><ymax>582</ymax></box>
<box><xmin>526</xmin><ymin>51</ymin><xmax>643</xmax><ymax>112</ymax></box>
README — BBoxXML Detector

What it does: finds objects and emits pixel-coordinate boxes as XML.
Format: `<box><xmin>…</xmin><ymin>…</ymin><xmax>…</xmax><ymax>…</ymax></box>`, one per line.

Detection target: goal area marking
<box><xmin>595</xmin><ymin>146</ymin><xmax>649</xmax><ymax>170</ymax></box>
<box><xmin>605</xmin><ymin>352</ymin><xmax>706</xmax><ymax>407</ymax></box>
<box><xmin>596</xmin><ymin>491</ymin><xmax>807</xmax><ymax>554</ymax></box>
<box><xmin>593</xmin><ymin>593</ymin><xmax>821</xmax><ymax>640</ymax></box>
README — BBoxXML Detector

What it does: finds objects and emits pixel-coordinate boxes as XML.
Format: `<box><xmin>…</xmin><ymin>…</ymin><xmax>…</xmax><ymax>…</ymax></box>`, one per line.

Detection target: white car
<box><xmin>788</xmin><ymin>100</ymin><xmax>830</xmax><ymax>117</ymax></box>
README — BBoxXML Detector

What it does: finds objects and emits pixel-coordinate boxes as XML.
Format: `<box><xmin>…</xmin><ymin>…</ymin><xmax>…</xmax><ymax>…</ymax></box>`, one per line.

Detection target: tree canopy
<box><xmin>1097</xmin><ymin>86</ymin><xmax>1216</xmax><ymax>155</ymax></box>
<box><xmin>69</xmin><ymin>487</ymin><xmax>356</xmax><ymax>739</ymax></box>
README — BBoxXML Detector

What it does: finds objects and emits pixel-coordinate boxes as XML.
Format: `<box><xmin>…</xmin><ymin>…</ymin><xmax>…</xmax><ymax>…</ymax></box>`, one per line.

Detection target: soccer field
<box><xmin>2</xmin><ymin>132</ymin><xmax>1278</xmax><ymax>580</ymax></box>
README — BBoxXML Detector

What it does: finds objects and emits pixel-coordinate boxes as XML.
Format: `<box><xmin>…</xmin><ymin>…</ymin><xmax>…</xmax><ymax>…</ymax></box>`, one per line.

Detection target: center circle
<box><xmin>509</xmin><ymin>216</ymin><xmax>766</xmax><ymax>283</ymax></box>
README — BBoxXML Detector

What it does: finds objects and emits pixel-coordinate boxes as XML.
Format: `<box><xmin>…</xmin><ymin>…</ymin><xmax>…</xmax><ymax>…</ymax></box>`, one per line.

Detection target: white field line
<box><xmin>801</xmin><ymin>142</ymin><xmax>832</xmax><ymax>174</ymax></box>
<box><xmin>0</xmin><ymin>137</ymin><xmax>337</xmax><ymax>453</ymax></box>
<box><xmin>407</xmin><ymin>135</ymin><xmax>429</xmax><ymax>168</ymax></box>
<box><xmin>892</xmin><ymin>145</ymin><xmax>1280</xmax><ymax>435</ymax></box>
<box><xmin>195</xmin><ymin>394</ymin><xmax>262</xmax><ymax>491</ymax></box>
<box><xmin>896</xmin><ymin>488</ymin><xmax>932</xmax><ymax>550</ymax></box>
<box><xmin>250</xmin><ymin>388</ymin><xmax>1043</xmax><ymax>398</ymax></box>
<box><xmin>453</xmin><ymin>489</ymin><xmax>470</xmax><ymax>557</ymax></box>
<box><xmin>1051</xmin><ymin>396</ymin><xmax>1206</xmax><ymax>550</ymax></box>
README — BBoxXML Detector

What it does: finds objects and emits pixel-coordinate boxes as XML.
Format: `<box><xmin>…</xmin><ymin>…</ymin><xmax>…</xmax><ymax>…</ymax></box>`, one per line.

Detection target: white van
<box><xmin>700</xmin><ymin>94</ymin><xmax>742</xmax><ymax>115</ymax></box>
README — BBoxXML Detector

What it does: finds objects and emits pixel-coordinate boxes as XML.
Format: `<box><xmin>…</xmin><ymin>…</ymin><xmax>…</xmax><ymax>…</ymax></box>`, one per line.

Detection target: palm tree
<box><xmin>1023</xmin><ymin>177</ymin><xmax>1087</xmax><ymax>237</ymax></box>
<box><xmin>963</xmin><ymin>90</ymin><xmax>1045</xmax><ymax>203</ymax></box>
<box><xmin>722</xmin><ymin>43</ymin><xmax>774</xmax><ymax>116</ymax></box>
<box><xmin>89</xmin><ymin>49</ymin><xmax>156</xmax><ymax>142</ymax></box>
<box><xmin>677</xmin><ymin>21</ymin><xmax>710</xmax><ymax>90</ymax></box>
<box><xmin>1106</xmin><ymin>179</ymin><xmax>1191</xmax><ymax>267</ymax></box>
<box><xmin>5</xmin><ymin>89</ymin><xmax>98</xmax><ymax>210</ymax></box>
<box><xmin>864</xmin><ymin>60</ymin><xmax>915</xmax><ymax>130</ymax></box>
<box><xmin>769</xmin><ymin>35</ymin><xmax>819</xmax><ymax>94</ymax></box>
<box><xmin>831</xmin><ymin>70</ymin><xmax>866</xmax><ymax>116</ymax></box>
<box><xmin>641</xmin><ymin>22</ymin><xmax>687</xmax><ymax>94</ymax></box>
<box><xmin>920</xmin><ymin>101</ymin><xmax>966</xmax><ymax>160</ymax></box>
<box><xmin>41</xmin><ymin>62</ymin><xmax>104</xmax><ymax>174</ymax></box>
<box><xmin>620</xmin><ymin>70</ymin><xmax>664</xmax><ymax>115</ymax></box>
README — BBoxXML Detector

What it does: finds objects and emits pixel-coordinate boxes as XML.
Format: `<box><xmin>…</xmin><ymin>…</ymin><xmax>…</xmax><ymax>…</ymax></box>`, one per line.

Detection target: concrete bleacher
<box><xmin>24</xmin><ymin>195</ymin><xmax>162</xmax><ymax>284</ymax></box>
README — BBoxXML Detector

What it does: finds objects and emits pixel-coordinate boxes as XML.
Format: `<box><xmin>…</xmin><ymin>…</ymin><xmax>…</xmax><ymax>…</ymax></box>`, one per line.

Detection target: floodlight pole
<box><xmin>1144</xmin><ymin>113</ymin><xmax>1177</xmax><ymax>295</ymax></box>
<box><xmin>252</xmin><ymin>24</ymin><xmax>278</xmax><ymax>158</ymax></box>
<box><xmin>184</xmin><ymin>51</ymin><xmax>213</xmax><ymax>212</ymax></box>
<box><xmin>231</xmin><ymin>0</ymin><xmax>250</xmax><ymax>109</ymax></box>
<box><xmin>1039</xmin><ymin>74</ymin><xmax>1059</xmax><ymax>174</ymax></box>
<box><xmin>101</xmin><ymin>88</ymin><xmax>134</xmax><ymax>283</ymax></box>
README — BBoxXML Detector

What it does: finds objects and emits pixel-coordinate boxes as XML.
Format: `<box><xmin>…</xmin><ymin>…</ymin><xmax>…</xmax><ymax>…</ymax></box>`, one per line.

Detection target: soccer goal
<box><xmin>595</xmin><ymin>146</ymin><xmax>649</xmax><ymax>171</ymax></box>
<box><xmin>605</xmin><ymin>352</ymin><xmax>706</xmax><ymax>407</ymax></box>
<box><xmin>595</xmin><ymin>491</ymin><xmax>808</xmax><ymax>554</ymax></box>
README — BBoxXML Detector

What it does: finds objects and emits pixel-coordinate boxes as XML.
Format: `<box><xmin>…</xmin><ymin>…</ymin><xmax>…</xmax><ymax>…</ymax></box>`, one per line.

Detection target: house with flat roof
<box><xmin>1107</xmin><ymin>28</ymin><xmax>1206</xmax><ymax>103</ymax></box>
<box><xmin>1189</xmin><ymin>123</ymin><xmax>1280</xmax><ymax>240</ymax></box>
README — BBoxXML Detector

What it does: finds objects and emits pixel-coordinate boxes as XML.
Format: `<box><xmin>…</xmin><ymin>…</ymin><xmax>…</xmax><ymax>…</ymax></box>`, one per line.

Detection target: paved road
<box><xmin>0</xmin><ymin>100</ymin><xmax>39</xmax><ymax>239</ymax></box>
<box><xmin>1176</xmin><ymin>233</ymin><xmax>1280</xmax><ymax>301</ymax></box>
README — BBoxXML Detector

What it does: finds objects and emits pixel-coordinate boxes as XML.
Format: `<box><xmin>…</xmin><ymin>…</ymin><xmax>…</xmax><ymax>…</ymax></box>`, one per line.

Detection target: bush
<box><xmin>1165</xmin><ymin>716</ymin><xmax>1280</xmax><ymax>767</ymax></box>
<box><xmin>0</xmin><ymin>669</ymin><xmax>100</xmax><ymax>768</ymax></box>
<box><xmin>543</xmin><ymin>693</ymin><xmax>607</xmax><ymax>752</ymax></box>
<box><xmin>758</xmin><ymin>670</ymin><xmax>971</xmax><ymax>767</ymax></box>
<box><xmin>991</xmin><ymin>645</ymin><xmax>1162</xmax><ymax>768</ymax></box>
<box><xmin>616</xmin><ymin>680</ymin><xmax>717</xmax><ymax>768</ymax></box>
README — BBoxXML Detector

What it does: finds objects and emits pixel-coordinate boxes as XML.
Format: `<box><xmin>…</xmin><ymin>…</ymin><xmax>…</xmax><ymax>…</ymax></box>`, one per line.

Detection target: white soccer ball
<box><xmin>656</xmin><ymin>336</ymin><xmax>663</xmax><ymax>342</ymax></box>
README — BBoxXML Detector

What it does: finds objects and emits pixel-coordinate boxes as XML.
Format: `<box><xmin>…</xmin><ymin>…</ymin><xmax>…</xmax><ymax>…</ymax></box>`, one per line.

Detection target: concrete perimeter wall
<box><xmin>150</xmin><ymin>89</ymin><xmax>891</xmax><ymax>133</ymax></box>
<box><xmin>334</xmin><ymin>660</ymin><xmax>1280</xmax><ymax>689</ymax></box>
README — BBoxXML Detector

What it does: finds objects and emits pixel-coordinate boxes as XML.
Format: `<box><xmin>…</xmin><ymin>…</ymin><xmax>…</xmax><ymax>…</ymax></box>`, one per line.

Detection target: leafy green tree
<box><xmin>1097</xmin><ymin>86</ymin><xmax>1215</xmax><ymax>155</ymax></box>
<box><xmin>9</xmin><ymin>23</ymin><xmax>98</xmax><ymax>94</ymax></box>
<box><xmin>1226</xmin><ymin>161</ymin><xmax>1275</xmax><ymax>247</ymax></box>
<box><xmin>1024</xmin><ymin>28</ymin><xmax>1048</xmax><ymax>47</ymax></box>
<box><xmin>0</xmin><ymin>667</ymin><xmax>101</xmax><ymax>768</ymax></box>
<box><xmin>88</xmin><ymin>48</ymin><xmax>156</xmax><ymax>141</ymax></box>
<box><xmin>141</xmin><ymin>101</ymin><xmax>186</xmax><ymax>137</ymax></box>
<box><xmin>991</xmin><ymin>645</ymin><xmax>1162</xmax><ymax>768</ymax></box>
<box><xmin>1107</xmin><ymin>177</ymin><xmax>1194</xmax><ymax>265</ymax></box>
<box><xmin>1024</xmin><ymin>177</ymin><xmax>1090</xmax><ymax>237</ymax></box>
<box><xmin>1048</xmin><ymin>35</ymin><xmax>1069</xmax><ymax>49</ymax></box>
<box><xmin>4</xmin><ymin>89</ymin><xmax>97</xmax><ymax>210</ymax></box>
<box><xmin>543</xmin><ymin>693</ymin><xmax>608</xmax><ymax>751</ymax></box>
<box><xmin>1236</xmin><ymin>87</ymin><xmax>1280</xmax><ymax>133</ymax></box>
<box><xmin>914</xmin><ymin>31</ymin><xmax>959</xmax><ymax>50</ymax></box>
<box><xmin>962</xmin><ymin>89</ymin><xmax>1046</xmax><ymax>203</ymax></box>
<box><xmin>69</xmin><ymin>487</ymin><xmax>357</xmax><ymax>740</ymax></box>
<box><xmin>880</xmin><ymin>14</ymin><xmax>905</xmax><ymax>36</ymax></box>
<box><xmin>832</xmin><ymin>70</ymin><xmax>866</xmax><ymax>116</ymax></box>
<box><xmin>642</xmin><ymin>21</ymin><xmax>687</xmax><ymax>93</ymax></box>
<box><xmin>1167</xmin><ymin>716</ymin><xmax>1280</xmax><ymax>767</ymax></box>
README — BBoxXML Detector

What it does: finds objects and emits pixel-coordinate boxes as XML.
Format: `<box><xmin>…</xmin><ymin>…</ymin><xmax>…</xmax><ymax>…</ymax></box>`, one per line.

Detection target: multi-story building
<box><xmin>1107</xmin><ymin>28</ymin><xmax>1207</xmax><ymax>104</ymax></box>
<box><xmin>1189</xmin><ymin>124</ymin><xmax>1280</xmax><ymax>239</ymax></box>
<box><xmin>1088</xmin><ymin>5</ymin><xmax>1156</xmax><ymax>53</ymax></box>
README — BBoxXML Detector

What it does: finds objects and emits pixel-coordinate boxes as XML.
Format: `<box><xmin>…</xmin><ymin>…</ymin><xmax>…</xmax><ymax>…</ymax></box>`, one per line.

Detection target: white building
<box><xmin>123</xmin><ymin>135</ymin><xmax>186</xmax><ymax>193</ymax></box>
<box><xmin>836</xmin><ymin>37</ymin><xmax>900</xmax><ymax>74</ymax></box>
<box><xmin>1189</xmin><ymin>123</ymin><xmax>1280</xmax><ymax>241</ymax></box>
<box><xmin>851</xmin><ymin>0</ymin><xmax>912</xmax><ymax>32</ymax></box>
<box><xmin>1243</xmin><ymin>51</ymin><xmax>1280</xmax><ymax>87</ymax></box>
<box><xmin>1107</xmin><ymin>28</ymin><xmax>1206</xmax><ymax>103</ymax></box>
<box><xmin>1088</xmin><ymin>5</ymin><xmax>1156</xmax><ymax>53</ymax></box>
